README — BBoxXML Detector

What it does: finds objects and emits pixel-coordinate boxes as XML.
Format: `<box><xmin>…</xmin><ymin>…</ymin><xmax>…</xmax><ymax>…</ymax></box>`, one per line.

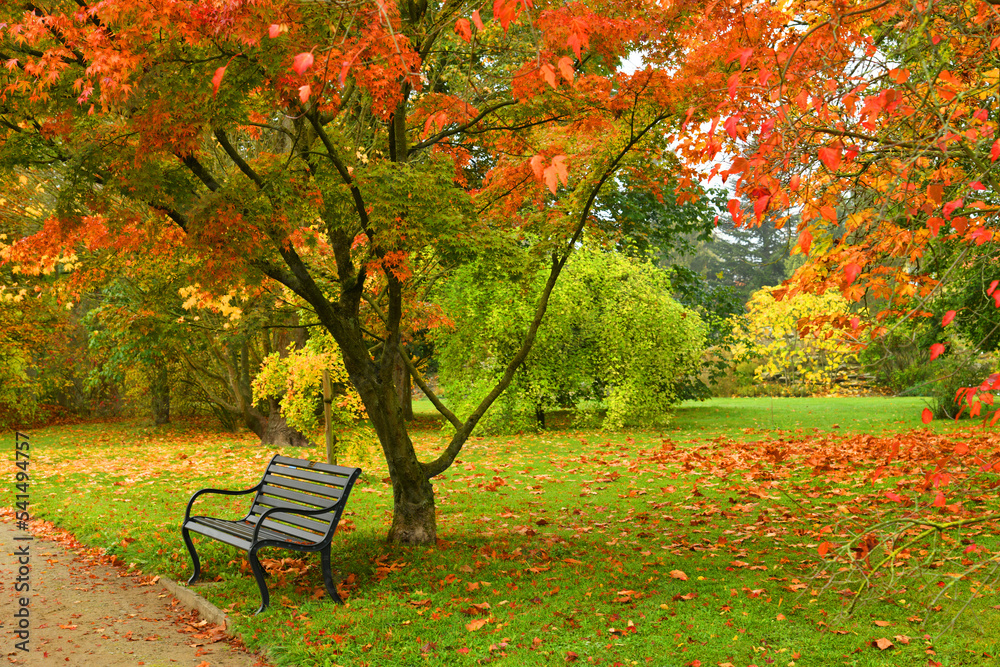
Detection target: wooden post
<box><xmin>322</xmin><ymin>368</ymin><xmax>336</xmax><ymax>465</ymax></box>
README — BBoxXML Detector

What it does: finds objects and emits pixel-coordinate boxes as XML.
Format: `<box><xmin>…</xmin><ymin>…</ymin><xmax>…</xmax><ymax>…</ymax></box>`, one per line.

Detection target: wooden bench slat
<box><xmin>258</xmin><ymin>483</ymin><xmax>341</xmax><ymax>510</ymax></box>
<box><xmin>251</xmin><ymin>515</ymin><xmax>327</xmax><ymax>543</ymax></box>
<box><xmin>186</xmin><ymin>517</ymin><xmax>315</xmax><ymax>550</ymax></box>
<box><xmin>252</xmin><ymin>494</ymin><xmax>336</xmax><ymax>517</ymax></box>
<box><xmin>261</xmin><ymin>474</ymin><xmax>346</xmax><ymax>500</ymax></box>
<box><xmin>271</xmin><ymin>455</ymin><xmax>358</xmax><ymax>477</ymax></box>
<box><xmin>266</xmin><ymin>465</ymin><xmax>353</xmax><ymax>489</ymax></box>
<box><xmin>250</xmin><ymin>503</ymin><xmax>334</xmax><ymax>534</ymax></box>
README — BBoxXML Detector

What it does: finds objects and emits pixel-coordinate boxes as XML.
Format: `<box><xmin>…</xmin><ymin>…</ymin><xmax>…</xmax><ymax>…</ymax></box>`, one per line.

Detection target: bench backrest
<box><xmin>248</xmin><ymin>455</ymin><xmax>362</xmax><ymax>545</ymax></box>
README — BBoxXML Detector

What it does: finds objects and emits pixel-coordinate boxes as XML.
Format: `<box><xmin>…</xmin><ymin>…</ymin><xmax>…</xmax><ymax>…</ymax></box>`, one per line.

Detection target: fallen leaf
<box><xmin>669</xmin><ymin>569</ymin><xmax>688</xmax><ymax>581</ymax></box>
<box><xmin>465</xmin><ymin>618</ymin><xmax>488</xmax><ymax>632</ymax></box>
<box><xmin>874</xmin><ymin>637</ymin><xmax>894</xmax><ymax>650</ymax></box>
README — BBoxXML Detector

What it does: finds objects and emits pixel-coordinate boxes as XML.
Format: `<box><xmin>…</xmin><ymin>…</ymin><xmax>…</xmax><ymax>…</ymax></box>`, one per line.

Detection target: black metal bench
<box><xmin>181</xmin><ymin>454</ymin><xmax>362</xmax><ymax>614</ymax></box>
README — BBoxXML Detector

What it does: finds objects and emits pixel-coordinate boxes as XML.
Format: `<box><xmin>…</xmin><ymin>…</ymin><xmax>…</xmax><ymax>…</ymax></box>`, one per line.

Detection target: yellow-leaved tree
<box><xmin>736</xmin><ymin>286</ymin><xmax>860</xmax><ymax>394</ymax></box>
<box><xmin>252</xmin><ymin>331</ymin><xmax>376</xmax><ymax>466</ymax></box>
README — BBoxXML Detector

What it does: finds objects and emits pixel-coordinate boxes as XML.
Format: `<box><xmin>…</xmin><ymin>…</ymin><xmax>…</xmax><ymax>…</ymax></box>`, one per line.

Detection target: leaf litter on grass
<box><xmin>21</xmin><ymin>406</ymin><xmax>1000</xmax><ymax>666</ymax></box>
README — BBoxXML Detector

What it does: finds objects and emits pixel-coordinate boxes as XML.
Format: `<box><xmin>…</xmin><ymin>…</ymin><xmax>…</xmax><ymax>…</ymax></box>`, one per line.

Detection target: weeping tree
<box><xmin>435</xmin><ymin>244</ymin><xmax>707</xmax><ymax>432</ymax></box>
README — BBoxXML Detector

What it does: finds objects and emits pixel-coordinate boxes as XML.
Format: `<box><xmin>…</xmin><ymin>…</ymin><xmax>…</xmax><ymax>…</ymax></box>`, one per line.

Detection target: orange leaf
<box><xmin>557</xmin><ymin>57</ymin><xmax>575</xmax><ymax>84</ymax></box>
<box><xmin>298</xmin><ymin>85</ymin><xmax>311</xmax><ymax>104</ymax></box>
<box><xmin>817</xmin><ymin>541</ymin><xmax>833</xmax><ymax>556</ymax></box>
<box><xmin>888</xmin><ymin>68</ymin><xmax>910</xmax><ymax>84</ymax></box>
<box><xmin>943</xmin><ymin>198</ymin><xmax>963</xmax><ymax>219</ymax></box>
<box><xmin>471</xmin><ymin>10</ymin><xmax>484</xmax><ymax>30</ymax></box>
<box><xmin>930</xmin><ymin>343</ymin><xmax>945</xmax><ymax>360</ymax></box>
<box><xmin>543</xmin><ymin>166</ymin><xmax>559</xmax><ymax>194</ymax></box>
<box><xmin>567</xmin><ymin>32</ymin><xmax>584</xmax><ymax>60</ymax></box>
<box><xmin>212</xmin><ymin>66</ymin><xmax>226</xmax><ymax>98</ymax></box>
<box><xmin>818</xmin><ymin>145</ymin><xmax>842</xmax><ymax>171</ymax></box>
<box><xmin>789</xmin><ymin>174</ymin><xmax>801</xmax><ymax>191</ymax></box>
<box><xmin>551</xmin><ymin>155</ymin><xmax>568</xmax><ymax>187</ymax></box>
<box><xmin>992</xmin><ymin>139</ymin><xmax>1000</xmax><ymax>163</ymax></box>
<box><xmin>922</xmin><ymin>408</ymin><xmax>933</xmax><ymax>424</ymax></box>
<box><xmin>540</xmin><ymin>63</ymin><xmax>557</xmax><ymax>89</ymax></box>
<box><xmin>724</xmin><ymin>115</ymin><xmax>739</xmax><ymax>139</ymax></box>
<box><xmin>292</xmin><ymin>52</ymin><xmax>314</xmax><ymax>75</ymax></box>
<box><xmin>874</xmin><ymin>637</ymin><xmax>894</xmax><ymax>650</ymax></box>
<box><xmin>753</xmin><ymin>193</ymin><xmax>770</xmax><ymax>219</ymax></box>
<box><xmin>268</xmin><ymin>24</ymin><xmax>283</xmax><ymax>39</ymax></box>
<box><xmin>843</xmin><ymin>262</ymin><xmax>862</xmax><ymax>283</ymax></box>
<box><xmin>465</xmin><ymin>618</ymin><xmax>488</xmax><ymax>632</ymax></box>
<box><xmin>669</xmin><ymin>569</ymin><xmax>688</xmax><ymax>581</ymax></box>
<box><xmin>529</xmin><ymin>154</ymin><xmax>545</xmax><ymax>179</ymax></box>
<box><xmin>942</xmin><ymin>310</ymin><xmax>956</xmax><ymax>326</ymax></box>
<box><xmin>954</xmin><ymin>442</ymin><xmax>969</xmax><ymax>455</ymax></box>
<box><xmin>798</xmin><ymin>229</ymin><xmax>812</xmax><ymax>255</ymax></box>
<box><xmin>454</xmin><ymin>18</ymin><xmax>472</xmax><ymax>42</ymax></box>
<box><xmin>726</xmin><ymin>47</ymin><xmax>753</xmax><ymax>70</ymax></box>
<box><xmin>932</xmin><ymin>492</ymin><xmax>946</xmax><ymax>507</ymax></box>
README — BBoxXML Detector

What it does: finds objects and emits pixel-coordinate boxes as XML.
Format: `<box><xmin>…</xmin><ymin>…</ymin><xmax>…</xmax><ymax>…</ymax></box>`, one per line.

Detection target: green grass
<box><xmin>668</xmin><ymin>396</ymin><xmax>939</xmax><ymax>435</ymax></box>
<box><xmin>11</xmin><ymin>398</ymin><xmax>1000</xmax><ymax>666</ymax></box>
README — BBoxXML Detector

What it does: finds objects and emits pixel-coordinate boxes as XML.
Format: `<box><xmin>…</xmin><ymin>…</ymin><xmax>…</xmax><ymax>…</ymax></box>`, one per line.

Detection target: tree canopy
<box><xmin>0</xmin><ymin>0</ymin><xmax>736</xmax><ymax>543</ymax></box>
<box><xmin>4</xmin><ymin>0</ymin><xmax>999</xmax><ymax>542</ymax></box>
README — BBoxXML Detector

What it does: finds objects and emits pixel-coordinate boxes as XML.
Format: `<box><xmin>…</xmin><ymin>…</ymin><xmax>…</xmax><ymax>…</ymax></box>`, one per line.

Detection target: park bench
<box><xmin>181</xmin><ymin>454</ymin><xmax>362</xmax><ymax>614</ymax></box>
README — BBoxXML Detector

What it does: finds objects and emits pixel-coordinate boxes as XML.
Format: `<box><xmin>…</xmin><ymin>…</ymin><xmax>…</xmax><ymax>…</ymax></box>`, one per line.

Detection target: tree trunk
<box><xmin>368</xmin><ymin>384</ymin><xmax>437</xmax><ymax>543</ymax></box>
<box><xmin>150</xmin><ymin>360</ymin><xmax>170</xmax><ymax>425</ymax></box>
<box><xmin>393</xmin><ymin>348</ymin><xmax>413</xmax><ymax>421</ymax></box>
<box><xmin>339</xmin><ymin>333</ymin><xmax>437</xmax><ymax>543</ymax></box>
<box><xmin>239</xmin><ymin>400</ymin><xmax>313</xmax><ymax>448</ymax></box>
<box><xmin>260</xmin><ymin>404</ymin><xmax>314</xmax><ymax>448</ymax></box>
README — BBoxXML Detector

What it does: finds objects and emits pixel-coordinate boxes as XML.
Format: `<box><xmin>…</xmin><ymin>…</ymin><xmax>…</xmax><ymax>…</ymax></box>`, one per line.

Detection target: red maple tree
<box><xmin>0</xmin><ymin>0</ymin><xmax>736</xmax><ymax>542</ymax></box>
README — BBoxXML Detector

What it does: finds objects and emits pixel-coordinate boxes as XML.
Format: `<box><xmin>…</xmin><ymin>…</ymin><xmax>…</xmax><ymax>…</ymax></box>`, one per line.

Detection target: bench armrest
<box><xmin>183</xmin><ymin>485</ymin><xmax>260</xmax><ymax>524</ymax></box>
<box><xmin>250</xmin><ymin>501</ymin><xmax>344</xmax><ymax>544</ymax></box>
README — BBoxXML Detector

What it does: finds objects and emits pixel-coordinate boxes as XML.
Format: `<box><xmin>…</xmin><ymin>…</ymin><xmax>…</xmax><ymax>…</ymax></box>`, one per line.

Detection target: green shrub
<box><xmin>931</xmin><ymin>354</ymin><xmax>996</xmax><ymax>419</ymax></box>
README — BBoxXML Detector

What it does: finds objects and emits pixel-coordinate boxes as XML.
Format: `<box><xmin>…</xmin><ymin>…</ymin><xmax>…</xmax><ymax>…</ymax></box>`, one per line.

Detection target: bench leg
<box><xmin>248</xmin><ymin>547</ymin><xmax>270</xmax><ymax>615</ymax></box>
<box><xmin>321</xmin><ymin>545</ymin><xmax>343</xmax><ymax>604</ymax></box>
<box><xmin>181</xmin><ymin>527</ymin><xmax>201</xmax><ymax>585</ymax></box>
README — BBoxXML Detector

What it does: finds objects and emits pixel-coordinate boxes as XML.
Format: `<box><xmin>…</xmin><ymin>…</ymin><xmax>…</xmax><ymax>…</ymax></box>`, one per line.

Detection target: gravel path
<box><xmin>0</xmin><ymin>514</ymin><xmax>268</xmax><ymax>667</ymax></box>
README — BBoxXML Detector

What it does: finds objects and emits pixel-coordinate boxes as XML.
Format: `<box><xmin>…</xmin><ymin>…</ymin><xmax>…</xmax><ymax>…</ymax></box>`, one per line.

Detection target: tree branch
<box><xmin>409</xmin><ymin>100</ymin><xmax>518</xmax><ymax>152</ymax></box>
<box><xmin>214</xmin><ymin>128</ymin><xmax>266</xmax><ymax>189</ymax></box>
<box><xmin>178</xmin><ymin>154</ymin><xmax>221</xmax><ymax>191</ymax></box>
<box><xmin>400</xmin><ymin>343</ymin><xmax>462</xmax><ymax>430</ymax></box>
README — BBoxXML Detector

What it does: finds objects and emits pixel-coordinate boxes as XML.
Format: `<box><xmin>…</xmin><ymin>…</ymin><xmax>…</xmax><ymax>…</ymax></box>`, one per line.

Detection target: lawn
<box><xmin>13</xmin><ymin>397</ymin><xmax>1000</xmax><ymax>666</ymax></box>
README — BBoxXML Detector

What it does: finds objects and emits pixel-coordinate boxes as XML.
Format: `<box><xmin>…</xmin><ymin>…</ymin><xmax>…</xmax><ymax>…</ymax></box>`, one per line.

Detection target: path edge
<box><xmin>158</xmin><ymin>576</ymin><xmax>234</xmax><ymax>635</ymax></box>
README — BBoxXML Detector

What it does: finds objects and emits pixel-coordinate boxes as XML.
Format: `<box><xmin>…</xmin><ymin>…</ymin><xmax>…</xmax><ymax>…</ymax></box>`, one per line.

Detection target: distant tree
<box><xmin>435</xmin><ymin>244</ymin><xmax>707</xmax><ymax>431</ymax></box>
